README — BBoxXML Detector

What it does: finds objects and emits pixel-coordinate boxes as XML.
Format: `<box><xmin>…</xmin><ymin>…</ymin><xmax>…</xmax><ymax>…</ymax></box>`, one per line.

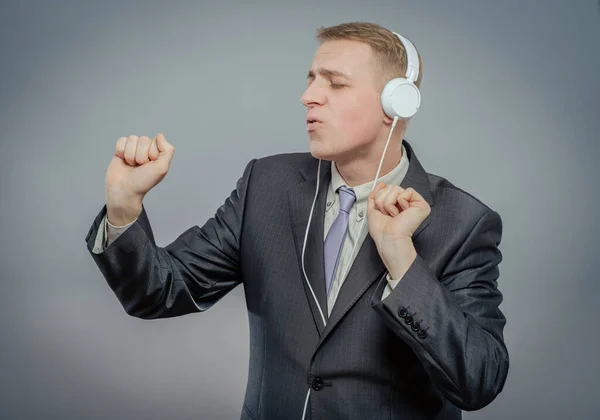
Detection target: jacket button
<box><xmin>411</xmin><ymin>321</ymin><xmax>420</xmax><ymax>332</ymax></box>
<box><xmin>417</xmin><ymin>330</ymin><xmax>427</xmax><ymax>339</ymax></box>
<box><xmin>398</xmin><ymin>308</ymin><xmax>407</xmax><ymax>318</ymax></box>
<box><xmin>311</xmin><ymin>378</ymin><xmax>324</xmax><ymax>391</ymax></box>
<box><xmin>404</xmin><ymin>315</ymin><xmax>413</xmax><ymax>325</ymax></box>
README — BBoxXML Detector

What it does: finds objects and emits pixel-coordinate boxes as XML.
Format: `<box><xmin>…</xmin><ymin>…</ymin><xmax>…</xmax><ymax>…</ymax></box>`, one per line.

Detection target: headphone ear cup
<box><xmin>380</xmin><ymin>78</ymin><xmax>421</xmax><ymax>120</ymax></box>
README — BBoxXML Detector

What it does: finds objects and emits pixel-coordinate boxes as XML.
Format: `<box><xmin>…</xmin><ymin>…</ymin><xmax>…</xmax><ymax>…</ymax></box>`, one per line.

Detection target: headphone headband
<box><xmin>392</xmin><ymin>32</ymin><xmax>419</xmax><ymax>83</ymax></box>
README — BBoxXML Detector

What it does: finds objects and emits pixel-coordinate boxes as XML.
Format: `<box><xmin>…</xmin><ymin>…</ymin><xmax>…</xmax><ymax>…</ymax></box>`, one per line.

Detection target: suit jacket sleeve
<box><xmin>84</xmin><ymin>158</ymin><xmax>257</xmax><ymax>319</ymax></box>
<box><xmin>371</xmin><ymin>209</ymin><xmax>509</xmax><ymax>411</ymax></box>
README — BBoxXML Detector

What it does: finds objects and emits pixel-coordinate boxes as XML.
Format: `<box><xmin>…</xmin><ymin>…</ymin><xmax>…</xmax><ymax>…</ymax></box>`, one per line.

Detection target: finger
<box><xmin>386</xmin><ymin>203</ymin><xmax>400</xmax><ymax>216</ymax></box>
<box><xmin>398</xmin><ymin>196</ymin><xmax>410</xmax><ymax>210</ymax></box>
<box><xmin>398</xmin><ymin>188</ymin><xmax>420</xmax><ymax>205</ymax></box>
<box><xmin>148</xmin><ymin>136</ymin><xmax>159</xmax><ymax>161</ymax></box>
<box><xmin>123</xmin><ymin>135</ymin><xmax>139</xmax><ymax>166</ymax></box>
<box><xmin>377</xmin><ymin>185</ymin><xmax>407</xmax><ymax>215</ymax></box>
<box><xmin>384</xmin><ymin>189</ymin><xmax>402</xmax><ymax>216</ymax></box>
<box><xmin>367</xmin><ymin>182</ymin><xmax>386</xmax><ymax>215</ymax></box>
<box><xmin>136</xmin><ymin>136</ymin><xmax>151</xmax><ymax>164</ymax></box>
<box><xmin>399</xmin><ymin>188</ymin><xmax>428</xmax><ymax>211</ymax></box>
<box><xmin>374</xmin><ymin>186</ymin><xmax>395</xmax><ymax>216</ymax></box>
<box><xmin>367</xmin><ymin>191</ymin><xmax>374</xmax><ymax>214</ymax></box>
<box><xmin>115</xmin><ymin>137</ymin><xmax>127</xmax><ymax>159</ymax></box>
<box><xmin>368</xmin><ymin>181</ymin><xmax>386</xmax><ymax>200</ymax></box>
<box><xmin>401</xmin><ymin>187</ymin><xmax>420</xmax><ymax>202</ymax></box>
<box><xmin>387</xmin><ymin>186</ymin><xmax>410</xmax><ymax>216</ymax></box>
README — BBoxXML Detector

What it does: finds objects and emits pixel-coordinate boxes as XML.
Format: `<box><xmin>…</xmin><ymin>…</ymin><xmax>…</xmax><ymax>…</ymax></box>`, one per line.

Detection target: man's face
<box><xmin>301</xmin><ymin>39</ymin><xmax>386</xmax><ymax>162</ymax></box>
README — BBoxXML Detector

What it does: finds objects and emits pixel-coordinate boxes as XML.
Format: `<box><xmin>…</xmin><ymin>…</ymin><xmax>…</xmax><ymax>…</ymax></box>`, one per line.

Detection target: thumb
<box><xmin>367</xmin><ymin>193</ymin><xmax>374</xmax><ymax>215</ymax></box>
<box><xmin>155</xmin><ymin>133</ymin><xmax>175</xmax><ymax>163</ymax></box>
<box><xmin>367</xmin><ymin>182</ymin><xmax>385</xmax><ymax>215</ymax></box>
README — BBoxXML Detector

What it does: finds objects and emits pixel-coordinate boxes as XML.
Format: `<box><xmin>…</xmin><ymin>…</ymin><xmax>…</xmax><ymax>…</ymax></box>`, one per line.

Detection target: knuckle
<box><xmin>136</xmin><ymin>155</ymin><xmax>149</xmax><ymax>164</ymax></box>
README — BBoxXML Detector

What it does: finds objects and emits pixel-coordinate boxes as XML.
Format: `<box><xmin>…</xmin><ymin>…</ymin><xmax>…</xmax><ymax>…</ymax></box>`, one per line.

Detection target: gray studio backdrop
<box><xmin>1</xmin><ymin>0</ymin><xmax>598</xmax><ymax>419</ymax></box>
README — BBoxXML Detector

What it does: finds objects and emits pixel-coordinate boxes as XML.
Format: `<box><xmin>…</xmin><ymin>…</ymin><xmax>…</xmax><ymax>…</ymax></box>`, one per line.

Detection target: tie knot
<box><xmin>338</xmin><ymin>186</ymin><xmax>356</xmax><ymax>214</ymax></box>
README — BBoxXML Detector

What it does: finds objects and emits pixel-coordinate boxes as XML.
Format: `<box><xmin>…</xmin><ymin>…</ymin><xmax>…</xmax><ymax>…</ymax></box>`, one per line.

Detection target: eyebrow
<box><xmin>306</xmin><ymin>68</ymin><xmax>351</xmax><ymax>80</ymax></box>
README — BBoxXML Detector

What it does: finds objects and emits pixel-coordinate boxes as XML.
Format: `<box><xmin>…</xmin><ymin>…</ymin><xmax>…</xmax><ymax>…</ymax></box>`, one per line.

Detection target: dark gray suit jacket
<box><xmin>85</xmin><ymin>139</ymin><xmax>509</xmax><ymax>419</ymax></box>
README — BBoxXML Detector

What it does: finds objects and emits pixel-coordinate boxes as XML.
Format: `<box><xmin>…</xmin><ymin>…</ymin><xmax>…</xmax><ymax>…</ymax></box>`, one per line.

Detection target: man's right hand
<box><xmin>105</xmin><ymin>133</ymin><xmax>175</xmax><ymax>225</ymax></box>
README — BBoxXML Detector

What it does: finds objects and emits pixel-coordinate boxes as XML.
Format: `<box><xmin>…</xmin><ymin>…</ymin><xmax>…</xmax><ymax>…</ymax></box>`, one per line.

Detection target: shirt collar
<box><xmin>328</xmin><ymin>143</ymin><xmax>410</xmax><ymax>216</ymax></box>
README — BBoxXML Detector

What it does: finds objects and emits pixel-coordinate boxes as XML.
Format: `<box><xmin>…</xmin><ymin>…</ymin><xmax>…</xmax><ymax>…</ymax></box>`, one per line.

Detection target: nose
<box><xmin>300</xmin><ymin>82</ymin><xmax>325</xmax><ymax>108</ymax></box>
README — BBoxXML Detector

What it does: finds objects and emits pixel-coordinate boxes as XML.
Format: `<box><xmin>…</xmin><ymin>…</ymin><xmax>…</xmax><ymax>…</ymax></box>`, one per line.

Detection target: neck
<box><xmin>335</xmin><ymin>135</ymin><xmax>404</xmax><ymax>188</ymax></box>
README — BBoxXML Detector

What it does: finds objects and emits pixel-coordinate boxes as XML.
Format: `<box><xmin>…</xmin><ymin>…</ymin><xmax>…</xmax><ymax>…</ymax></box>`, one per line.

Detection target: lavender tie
<box><xmin>324</xmin><ymin>186</ymin><xmax>356</xmax><ymax>296</ymax></box>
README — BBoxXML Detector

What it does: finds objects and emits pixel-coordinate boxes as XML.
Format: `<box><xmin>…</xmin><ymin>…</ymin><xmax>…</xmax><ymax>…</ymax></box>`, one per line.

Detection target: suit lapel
<box><xmin>288</xmin><ymin>158</ymin><xmax>331</xmax><ymax>335</ymax></box>
<box><xmin>313</xmin><ymin>140</ymin><xmax>435</xmax><ymax>352</ymax></box>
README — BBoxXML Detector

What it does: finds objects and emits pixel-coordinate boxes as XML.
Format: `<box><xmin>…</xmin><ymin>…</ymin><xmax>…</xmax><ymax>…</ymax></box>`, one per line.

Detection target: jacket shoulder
<box><xmin>255</xmin><ymin>151</ymin><xmax>313</xmax><ymax>167</ymax></box>
<box><xmin>247</xmin><ymin>152</ymin><xmax>315</xmax><ymax>179</ymax></box>
<box><xmin>427</xmin><ymin>172</ymin><xmax>500</xmax><ymax>220</ymax></box>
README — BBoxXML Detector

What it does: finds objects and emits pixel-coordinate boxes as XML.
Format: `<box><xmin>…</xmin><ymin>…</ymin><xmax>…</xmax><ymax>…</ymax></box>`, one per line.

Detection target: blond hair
<box><xmin>315</xmin><ymin>22</ymin><xmax>423</xmax><ymax>90</ymax></box>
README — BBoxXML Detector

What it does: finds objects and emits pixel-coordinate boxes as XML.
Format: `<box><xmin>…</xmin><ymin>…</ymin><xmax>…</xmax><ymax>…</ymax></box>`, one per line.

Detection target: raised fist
<box><xmin>105</xmin><ymin>133</ymin><xmax>175</xmax><ymax>205</ymax></box>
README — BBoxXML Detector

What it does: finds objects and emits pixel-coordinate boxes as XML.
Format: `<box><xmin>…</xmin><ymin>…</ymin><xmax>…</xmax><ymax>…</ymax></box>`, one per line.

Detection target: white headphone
<box><xmin>380</xmin><ymin>32</ymin><xmax>421</xmax><ymax>120</ymax></box>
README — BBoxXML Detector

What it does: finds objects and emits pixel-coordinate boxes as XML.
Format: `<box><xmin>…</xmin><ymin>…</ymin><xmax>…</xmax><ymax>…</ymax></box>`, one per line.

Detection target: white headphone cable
<box><xmin>301</xmin><ymin>158</ymin><xmax>328</xmax><ymax>328</ymax></box>
<box><xmin>299</xmin><ymin>116</ymin><xmax>399</xmax><ymax>420</ymax></box>
<box><xmin>332</xmin><ymin>116</ymin><xmax>399</xmax><ymax>299</ymax></box>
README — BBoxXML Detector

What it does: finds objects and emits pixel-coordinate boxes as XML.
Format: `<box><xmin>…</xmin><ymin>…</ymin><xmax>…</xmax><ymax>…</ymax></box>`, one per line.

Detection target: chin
<box><xmin>308</xmin><ymin>140</ymin><xmax>334</xmax><ymax>161</ymax></box>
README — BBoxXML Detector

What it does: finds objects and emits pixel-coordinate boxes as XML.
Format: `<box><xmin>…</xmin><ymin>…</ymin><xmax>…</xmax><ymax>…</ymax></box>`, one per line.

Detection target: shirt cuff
<box><xmin>386</xmin><ymin>272</ymin><xmax>402</xmax><ymax>290</ymax></box>
<box><xmin>107</xmin><ymin>217</ymin><xmax>138</xmax><ymax>229</ymax></box>
<box><xmin>105</xmin><ymin>215</ymin><xmax>138</xmax><ymax>249</ymax></box>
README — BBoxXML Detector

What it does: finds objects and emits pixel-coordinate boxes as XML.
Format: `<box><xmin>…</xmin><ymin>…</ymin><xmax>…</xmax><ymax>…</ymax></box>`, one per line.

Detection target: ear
<box><xmin>383</xmin><ymin>113</ymin><xmax>407</xmax><ymax>128</ymax></box>
<box><xmin>383</xmin><ymin>114</ymin><xmax>395</xmax><ymax>125</ymax></box>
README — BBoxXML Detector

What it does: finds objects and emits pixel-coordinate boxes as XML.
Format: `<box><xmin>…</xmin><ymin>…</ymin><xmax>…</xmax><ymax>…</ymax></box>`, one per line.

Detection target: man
<box><xmin>85</xmin><ymin>22</ymin><xmax>509</xmax><ymax>419</ymax></box>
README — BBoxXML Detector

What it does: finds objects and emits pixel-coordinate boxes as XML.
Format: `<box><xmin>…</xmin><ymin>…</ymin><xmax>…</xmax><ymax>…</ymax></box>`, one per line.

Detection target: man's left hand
<box><xmin>367</xmin><ymin>182</ymin><xmax>431</xmax><ymax>280</ymax></box>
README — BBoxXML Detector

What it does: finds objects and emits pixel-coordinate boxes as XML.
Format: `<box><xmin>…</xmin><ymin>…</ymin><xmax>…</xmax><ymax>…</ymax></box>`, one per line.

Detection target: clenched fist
<box><xmin>367</xmin><ymin>182</ymin><xmax>430</xmax><ymax>280</ymax></box>
<box><xmin>105</xmin><ymin>133</ymin><xmax>175</xmax><ymax>225</ymax></box>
